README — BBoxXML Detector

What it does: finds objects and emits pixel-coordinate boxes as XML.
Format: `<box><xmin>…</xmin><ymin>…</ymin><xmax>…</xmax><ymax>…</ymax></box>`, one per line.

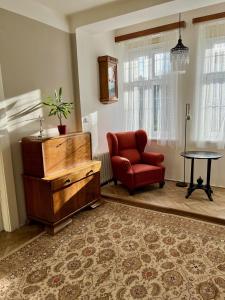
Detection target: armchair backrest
<box><xmin>107</xmin><ymin>130</ymin><xmax>147</xmax><ymax>164</ymax></box>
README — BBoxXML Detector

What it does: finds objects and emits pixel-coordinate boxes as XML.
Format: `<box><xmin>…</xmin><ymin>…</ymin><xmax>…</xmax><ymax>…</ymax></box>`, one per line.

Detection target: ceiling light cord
<box><xmin>179</xmin><ymin>13</ymin><xmax>181</xmax><ymax>39</ymax></box>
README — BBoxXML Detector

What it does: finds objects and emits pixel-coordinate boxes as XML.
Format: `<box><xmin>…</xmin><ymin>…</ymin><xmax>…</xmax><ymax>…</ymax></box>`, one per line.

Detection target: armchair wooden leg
<box><xmin>159</xmin><ymin>181</ymin><xmax>165</xmax><ymax>188</ymax></box>
<box><xmin>129</xmin><ymin>189</ymin><xmax>135</xmax><ymax>195</ymax></box>
<box><xmin>113</xmin><ymin>179</ymin><xmax>118</xmax><ymax>185</ymax></box>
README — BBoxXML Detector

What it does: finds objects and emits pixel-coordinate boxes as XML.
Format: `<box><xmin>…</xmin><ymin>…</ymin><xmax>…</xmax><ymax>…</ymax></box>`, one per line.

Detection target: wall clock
<box><xmin>98</xmin><ymin>55</ymin><xmax>118</xmax><ymax>104</ymax></box>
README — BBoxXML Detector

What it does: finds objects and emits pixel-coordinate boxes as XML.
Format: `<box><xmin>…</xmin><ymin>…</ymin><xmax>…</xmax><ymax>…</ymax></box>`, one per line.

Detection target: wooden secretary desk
<box><xmin>21</xmin><ymin>132</ymin><xmax>101</xmax><ymax>234</ymax></box>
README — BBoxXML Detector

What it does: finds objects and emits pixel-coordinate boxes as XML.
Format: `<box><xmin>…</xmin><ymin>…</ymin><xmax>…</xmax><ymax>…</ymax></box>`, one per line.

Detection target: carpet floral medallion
<box><xmin>1</xmin><ymin>201</ymin><xmax>225</xmax><ymax>300</ymax></box>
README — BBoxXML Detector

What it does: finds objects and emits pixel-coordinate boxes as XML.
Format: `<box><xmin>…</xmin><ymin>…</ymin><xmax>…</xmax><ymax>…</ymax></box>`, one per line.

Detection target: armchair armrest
<box><xmin>111</xmin><ymin>156</ymin><xmax>132</xmax><ymax>172</ymax></box>
<box><xmin>141</xmin><ymin>152</ymin><xmax>164</xmax><ymax>165</ymax></box>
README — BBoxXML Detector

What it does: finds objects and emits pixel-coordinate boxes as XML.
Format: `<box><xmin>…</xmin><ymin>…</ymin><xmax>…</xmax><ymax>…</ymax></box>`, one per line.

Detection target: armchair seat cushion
<box><xmin>132</xmin><ymin>164</ymin><xmax>163</xmax><ymax>187</ymax></box>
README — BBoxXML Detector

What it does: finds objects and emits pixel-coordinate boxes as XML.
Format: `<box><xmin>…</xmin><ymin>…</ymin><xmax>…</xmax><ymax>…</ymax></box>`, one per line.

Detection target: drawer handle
<box><xmin>64</xmin><ymin>179</ymin><xmax>71</xmax><ymax>185</ymax></box>
<box><xmin>86</xmin><ymin>170</ymin><xmax>94</xmax><ymax>176</ymax></box>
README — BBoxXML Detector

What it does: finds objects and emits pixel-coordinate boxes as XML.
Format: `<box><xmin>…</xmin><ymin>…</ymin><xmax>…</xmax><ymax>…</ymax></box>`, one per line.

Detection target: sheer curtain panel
<box><xmin>117</xmin><ymin>32</ymin><xmax>181</xmax><ymax>146</ymax></box>
<box><xmin>193</xmin><ymin>20</ymin><xmax>225</xmax><ymax>148</ymax></box>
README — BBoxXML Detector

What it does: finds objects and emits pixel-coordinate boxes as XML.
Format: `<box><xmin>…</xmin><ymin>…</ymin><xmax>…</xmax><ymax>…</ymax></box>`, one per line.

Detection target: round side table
<box><xmin>181</xmin><ymin>151</ymin><xmax>223</xmax><ymax>201</ymax></box>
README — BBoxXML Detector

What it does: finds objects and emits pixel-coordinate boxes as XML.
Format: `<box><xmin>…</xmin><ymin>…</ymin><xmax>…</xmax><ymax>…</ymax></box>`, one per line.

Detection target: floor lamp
<box><xmin>176</xmin><ymin>103</ymin><xmax>191</xmax><ymax>187</ymax></box>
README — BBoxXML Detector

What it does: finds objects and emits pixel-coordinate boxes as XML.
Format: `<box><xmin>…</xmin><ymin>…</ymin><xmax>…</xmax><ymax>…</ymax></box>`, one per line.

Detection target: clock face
<box><xmin>108</xmin><ymin>65</ymin><xmax>116</xmax><ymax>97</ymax></box>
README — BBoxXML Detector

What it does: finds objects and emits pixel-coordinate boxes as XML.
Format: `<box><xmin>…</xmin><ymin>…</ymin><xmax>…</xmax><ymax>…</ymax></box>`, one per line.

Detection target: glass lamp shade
<box><xmin>170</xmin><ymin>38</ymin><xmax>189</xmax><ymax>73</ymax></box>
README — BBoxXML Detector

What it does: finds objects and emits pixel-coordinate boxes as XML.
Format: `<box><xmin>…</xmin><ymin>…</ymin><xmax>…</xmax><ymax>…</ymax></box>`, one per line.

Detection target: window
<box><xmin>194</xmin><ymin>21</ymin><xmax>225</xmax><ymax>147</ymax></box>
<box><xmin>120</xmin><ymin>33</ymin><xmax>179</xmax><ymax>144</ymax></box>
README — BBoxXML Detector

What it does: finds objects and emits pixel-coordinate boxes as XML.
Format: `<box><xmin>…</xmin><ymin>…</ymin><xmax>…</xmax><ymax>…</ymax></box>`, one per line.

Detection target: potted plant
<box><xmin>42</xmin><ymin>87</ymin><xmax>73</xmax><ymax>135</ymax></box>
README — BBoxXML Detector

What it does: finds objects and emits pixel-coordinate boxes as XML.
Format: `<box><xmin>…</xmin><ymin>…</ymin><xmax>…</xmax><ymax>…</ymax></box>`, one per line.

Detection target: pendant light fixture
<box><xmin>170</xmin><ymin>13</ymin><xmax>189</xmax><ymax>73</ymax></box>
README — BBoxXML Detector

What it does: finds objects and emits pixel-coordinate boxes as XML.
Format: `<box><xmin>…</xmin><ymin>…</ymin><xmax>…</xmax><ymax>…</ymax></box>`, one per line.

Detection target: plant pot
<box><xmin>58</xmin><ymin>125</ymin><xmax>67</xmax><ymax>135</ymax></box>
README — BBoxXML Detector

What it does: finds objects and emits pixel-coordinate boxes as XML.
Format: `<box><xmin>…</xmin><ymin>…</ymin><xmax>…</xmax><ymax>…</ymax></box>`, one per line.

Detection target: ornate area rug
<box><xmin>1</xmin><ymin>201</ymin><xmax>225</xmax><ymax>300</ymax></box>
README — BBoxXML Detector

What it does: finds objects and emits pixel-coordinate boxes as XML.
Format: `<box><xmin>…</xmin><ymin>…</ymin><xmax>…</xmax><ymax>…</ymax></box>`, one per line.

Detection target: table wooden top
<box><xmin>181</xmin><ymin>151</ymin><xmax>223</xmax><ymax>160</ymax></box>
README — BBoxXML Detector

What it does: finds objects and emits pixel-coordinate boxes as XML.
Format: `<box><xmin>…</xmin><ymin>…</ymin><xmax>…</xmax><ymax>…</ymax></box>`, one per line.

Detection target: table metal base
<box><xmin>185</xmin><ymin>176</ymin><xmax>213</xmax><ymax>201</ymax></box>
<box><xmin>186</xmin><ymin>158</ymin><xmax>214</xmax><ymax>201</ymax></box>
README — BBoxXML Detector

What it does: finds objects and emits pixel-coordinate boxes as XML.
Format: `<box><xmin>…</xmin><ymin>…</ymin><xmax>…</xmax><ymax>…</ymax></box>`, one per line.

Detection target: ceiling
<box><xmin>34</xmin><ymin>0</ymin><xmax>120</xmax><ymax>15</ymax></box>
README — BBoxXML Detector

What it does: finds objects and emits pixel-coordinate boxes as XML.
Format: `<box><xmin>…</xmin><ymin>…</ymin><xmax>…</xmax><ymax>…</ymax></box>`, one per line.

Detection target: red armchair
<box><xmin>107</xmin><ymin>130</ymin><xmax>165</xmax><ymax>194</ymax></box>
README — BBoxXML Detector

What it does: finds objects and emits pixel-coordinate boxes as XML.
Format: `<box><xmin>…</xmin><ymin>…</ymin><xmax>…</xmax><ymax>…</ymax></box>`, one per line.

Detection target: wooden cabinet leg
<box><xmin>46</xmin><ymin>218</ymin><xmax>72</xmax><ymax>235</ymax></box>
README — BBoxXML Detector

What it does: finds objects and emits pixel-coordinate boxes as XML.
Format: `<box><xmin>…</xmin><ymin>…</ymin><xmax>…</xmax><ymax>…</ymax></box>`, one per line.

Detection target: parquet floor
<box><xmin>0</xmin><ymin>223</ymin><xmax>43</xmax><ymax>259</ymax></box>
<box><xmin>101</xmin><ymin>180</ymin><xmax>225</xmax><ymax>225</ymax></box>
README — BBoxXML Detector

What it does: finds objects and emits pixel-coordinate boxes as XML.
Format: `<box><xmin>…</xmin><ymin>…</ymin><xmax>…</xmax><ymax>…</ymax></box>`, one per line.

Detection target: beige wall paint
<box><xmin>0</xmin><ymin>9</ymin><xmax>75</xmax><ymax>102</ymax></box>
<box><xmin>70</xmin><ymin>34</ymin><xmax>82</xmax><ymax>132</ymax></box>
<box><xmin>0</xmin><ymin>204</ymin><xmax>2</xmax><ymax>231</ymax></box>
<box><xmin>0</xmin><ymin>8</ymin><xmax>79</xmax><ymax>225</ymax></box>
<box><xmin>0</xmin><ymin>0</ymin><xmax>69</xmax><ymax>32</ymax></box>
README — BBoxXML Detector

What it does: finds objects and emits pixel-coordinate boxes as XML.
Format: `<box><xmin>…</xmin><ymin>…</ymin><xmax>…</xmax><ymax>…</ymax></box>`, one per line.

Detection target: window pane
<box><xmin>123</xmin><ymin>62</ymin><xmax>129</xmax><ymax>83</ymax></box>
<box><xmin>204</xmin><ymin>42</ymin><xmax>225</xmax><ymax>74</ymax></box>
<box><xmin>124</xmin><ymin>87</ymin><xmax>140</xmax><ymax>131</ymax></box>
<box><xmin>153</xmin><ymin>85</ymin><xmax>160</xmax><ymax>131</ymax></box>
<box><xmin>154</xmin><ymin>52</ymin><xmax>170</xmax><ymax>77</ymax></box>
<box><xmin>138</xmin><ymin>56</ymin><xmax>149</xmax><ymax>80</ymax></box>
<box><xmin>202</xmin><ymin>81</ymin><xmax>225</xmax><ymax>139</ymax></box>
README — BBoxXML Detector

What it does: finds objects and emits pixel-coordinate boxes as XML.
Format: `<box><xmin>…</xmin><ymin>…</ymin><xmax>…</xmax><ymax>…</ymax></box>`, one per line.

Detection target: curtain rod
<box><xmin>115</xmin><ymin>21</ymin><xmax>186</xmax><ymax>43</ymax></box>
<box><xmin>193</xmin><ymin>12</ymin><xmax>225</xmax><ymax>24</ymax></box>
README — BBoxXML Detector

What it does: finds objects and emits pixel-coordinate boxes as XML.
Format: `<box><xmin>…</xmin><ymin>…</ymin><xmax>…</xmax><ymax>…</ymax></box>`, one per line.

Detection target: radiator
<box><xmin>94</xmin><ymin>152</ymin><xmax>113</xmax><ymax>185</ymax></box>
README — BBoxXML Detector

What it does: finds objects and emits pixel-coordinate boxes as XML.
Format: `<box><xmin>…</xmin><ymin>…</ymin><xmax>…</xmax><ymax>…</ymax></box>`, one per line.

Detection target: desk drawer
<box><xmin>51</xmin><ymin>162</ymin><xmax>101</xmax><ymax>191</ymax></box>
<box><xmin>52</xmin><ymin>172</ymin><xmax>100</xmax><ymax>222</ymax></box>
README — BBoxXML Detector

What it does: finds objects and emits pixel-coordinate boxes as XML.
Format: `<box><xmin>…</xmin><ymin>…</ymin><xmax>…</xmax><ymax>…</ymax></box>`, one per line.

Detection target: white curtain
<box><xmin>117</xmin><ymin>31</ymin><xmax>181</xmax><ymax>146</ymax></box>
<box><xmin>193</xmin><ymin>20</ymin><xmax>225</xmax><ymax>148</ymax></box>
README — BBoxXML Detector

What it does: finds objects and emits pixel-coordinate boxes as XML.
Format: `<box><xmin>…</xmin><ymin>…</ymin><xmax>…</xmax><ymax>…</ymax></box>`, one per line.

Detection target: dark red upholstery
<box><xmin>107</xmin><ymin>130</ymin><xmax>165</xmax><ymax>193</ymax></box>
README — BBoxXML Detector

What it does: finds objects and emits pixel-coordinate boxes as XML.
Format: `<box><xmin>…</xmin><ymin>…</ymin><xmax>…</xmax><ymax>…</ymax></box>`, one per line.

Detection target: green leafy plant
<box><xmin>42</xmin><ymin>87</ymin><xmax>73</xmax><ymax>125</ymax></box>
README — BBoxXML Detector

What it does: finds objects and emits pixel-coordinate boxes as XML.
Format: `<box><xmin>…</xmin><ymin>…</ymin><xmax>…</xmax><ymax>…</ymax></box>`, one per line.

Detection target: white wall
<box><xmin>76</xmin><ymin>2</ymin><xmax>225</xmax><ymax>188</ymax></box>
<box><xmin>76</xmin><ymin>29</ymin><xmax>125</xmax><ymax>154</ymax></box>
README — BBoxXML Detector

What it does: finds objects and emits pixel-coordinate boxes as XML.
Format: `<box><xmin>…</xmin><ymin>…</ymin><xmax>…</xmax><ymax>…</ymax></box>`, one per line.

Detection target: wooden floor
<box><xmin>101</xmin><ymin>180</ymin><xmax>225</xmax><ymax>225</ymax></box>
<box><xmin>0</xmin><ymin>223</ymin><xmax>43</xmax><ymax>259</ymax></box>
